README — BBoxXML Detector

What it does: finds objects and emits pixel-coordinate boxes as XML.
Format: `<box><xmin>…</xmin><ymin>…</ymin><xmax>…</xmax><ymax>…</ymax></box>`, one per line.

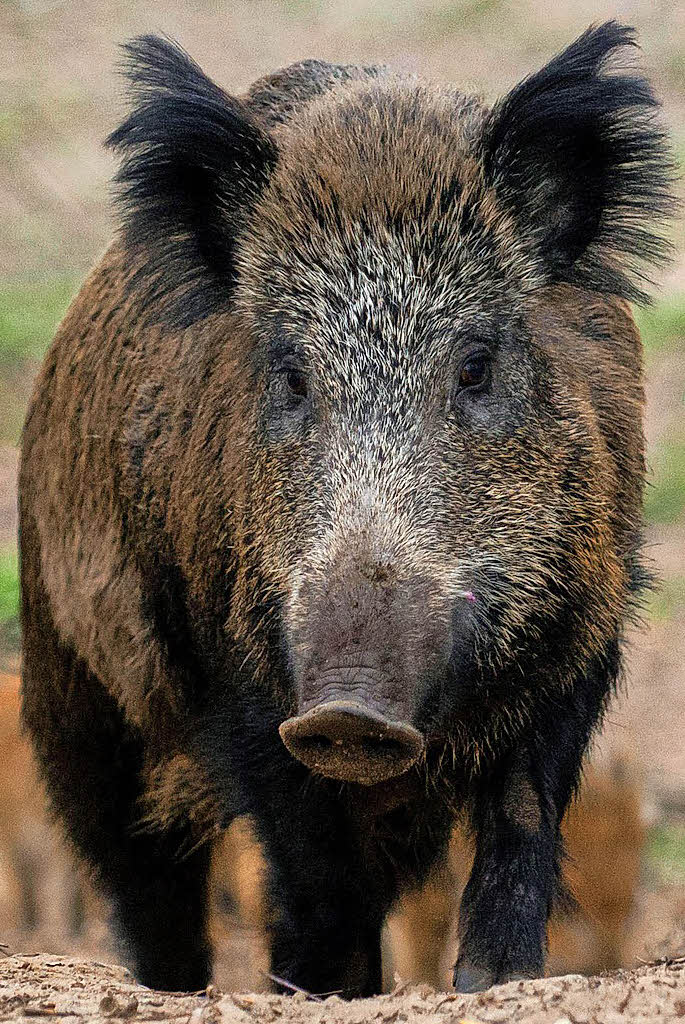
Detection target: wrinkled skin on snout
<box><xmin>20</xmin><ymin>22</ymin><xmax>673</xmax><ymax>1003</ymax></box>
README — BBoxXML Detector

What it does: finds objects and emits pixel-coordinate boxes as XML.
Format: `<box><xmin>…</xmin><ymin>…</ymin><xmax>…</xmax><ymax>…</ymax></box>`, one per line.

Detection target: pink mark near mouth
<box><xmin>458</xmin><ymin>589</ymin><xmax>476</xmax><ymax>603</ymax></box>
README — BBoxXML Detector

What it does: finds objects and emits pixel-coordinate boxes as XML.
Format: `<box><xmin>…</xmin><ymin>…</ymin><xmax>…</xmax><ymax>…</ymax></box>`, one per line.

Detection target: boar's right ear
<box><xmin>107</xmin><ymin>35</ymin><xmax>277</xmax><ymax>327</ymax></box>
<box><xmin>482</xmin><ymin>21</ymin><xmax>675</xmax><ymax>303</ymax></box>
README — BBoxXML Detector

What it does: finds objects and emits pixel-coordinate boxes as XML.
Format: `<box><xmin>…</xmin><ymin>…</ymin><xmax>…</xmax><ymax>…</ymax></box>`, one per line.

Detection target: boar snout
<box><xmin>279</xmin><ymin>700</ymin><xmax>424</xmax><ymax>785</ymax></box>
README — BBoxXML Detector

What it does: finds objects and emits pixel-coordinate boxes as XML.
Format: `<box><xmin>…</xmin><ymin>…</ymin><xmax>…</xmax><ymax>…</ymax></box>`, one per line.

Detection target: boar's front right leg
<box><xmin>251</xmin><ymin>781</ymin><xmax>387</xmax><ymax>998</ymax></box>
<box><xmin>220</xmin><ymin>716</ymin><xmax>387</xmax><ymax>999</ymax></box>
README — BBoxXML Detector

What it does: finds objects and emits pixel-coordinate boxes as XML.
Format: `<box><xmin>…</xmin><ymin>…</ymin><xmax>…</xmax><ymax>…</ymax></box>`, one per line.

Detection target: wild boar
<box><xmin>20</xmin><ymin>21</ymin><xmax>673</xmax><ymax>996</ymax></box>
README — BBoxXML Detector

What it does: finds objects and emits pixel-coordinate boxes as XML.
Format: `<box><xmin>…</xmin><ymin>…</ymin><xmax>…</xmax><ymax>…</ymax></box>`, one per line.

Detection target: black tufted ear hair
<box><xmin>107</xmin><ymin>35</ymin><xmax>278</xmax><ymax>327</ymax></box>
<box><xmin>483</xmin><ymin>21</ymin><xmax>676</xmax><ymax>303</ymax></box>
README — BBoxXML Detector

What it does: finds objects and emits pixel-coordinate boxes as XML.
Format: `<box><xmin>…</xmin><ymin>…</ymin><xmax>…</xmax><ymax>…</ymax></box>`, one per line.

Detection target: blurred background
<box><xmin>0</xmin><ymin>0</ymin><xmax>683</xmax><ymax>991</ymax></box>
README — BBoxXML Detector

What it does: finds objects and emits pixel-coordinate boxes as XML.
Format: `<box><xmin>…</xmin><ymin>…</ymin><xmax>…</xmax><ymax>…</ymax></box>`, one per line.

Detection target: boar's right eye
<box><xmin>270</xmin><ymin>365</ymin><xmax>310</xmax><ymax>415</ymax></box>
<box><xmin>285</xmin><ymin>368</ymin><xmax>308</xmax><ymax>400</ymax></box>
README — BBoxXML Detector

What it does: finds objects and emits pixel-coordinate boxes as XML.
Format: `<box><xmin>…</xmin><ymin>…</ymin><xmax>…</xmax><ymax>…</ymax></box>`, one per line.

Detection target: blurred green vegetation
<box><xmin>0</xmin><ymin>548</ymin><xmax>20</xmax><ymax>659</ymax></box>
<box><xmin>646</xmin><ymin>441</ymin><xmax>685</xmax><ymax>525</ymax></box>
<box><xmin>0</xmin><ymin>548</ymin><xmax>19</xmax><ymax>625</ymax></box>
<box><xmin>664</xmin><ymin>48</ymin><xmax>685</xmax><ymax>92</ymax></box>
<box><xmin>0</xmin><ymin>382</ymin><xmax>27</xmax><ymax>444</ymax></box>
<box><xmin>647</xmin><ymin>823</ymin><xmax>685</xmax><ymax>883</ymax></box>
<box><xmin>0</xmin><ymin>274</ymin><xmax>78</xmax><ymax>364</ymax></box>
<box><xmin>647</xmin><ymin>575</ymin><xmax>685</xmax><ymax>622</ymax></box>
<box><xmin>636</xmin><ymin>294</ymin><xmax>685</xmax><ymax>356</ymax></box>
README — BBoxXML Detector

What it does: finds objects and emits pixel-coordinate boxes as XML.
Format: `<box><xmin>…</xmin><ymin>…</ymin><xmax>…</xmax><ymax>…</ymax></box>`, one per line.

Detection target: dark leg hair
<box><xmin>453</xmin><ymin>650</ymin><xmax>616</xmax><ymax>992</ymax></box>
<box><xmin>196</xmin><ymin>687</ymin><xmax>415</xmax><ymax>998</ymax></box>
<box><xmin>20</xmin><ymin>537</ymin><xmax>212</xmax><ymax>992</ymax></box>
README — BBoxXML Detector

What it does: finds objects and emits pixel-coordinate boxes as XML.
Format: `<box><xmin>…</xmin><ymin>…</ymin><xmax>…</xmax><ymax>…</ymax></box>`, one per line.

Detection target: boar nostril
<box><xmin>364</xmin><ymin>736</ymin><xmax>405</xmax><ymax>757</ymax></box>
<box><xmin>279</xmin><ymin>700</ymin><xmax>424</xmax><ymax>785</ymax></box>
<box><xmin>298</xmin><ymin>734</ymin><xmax>333</xmax><ymax>754</ymax></box>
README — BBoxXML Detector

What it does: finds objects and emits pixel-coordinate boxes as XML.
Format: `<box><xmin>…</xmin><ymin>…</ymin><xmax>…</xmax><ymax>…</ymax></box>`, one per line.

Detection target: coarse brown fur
<box><xmin>20</xmin><ymin>22</ymin><xmax>674</xmax><ymax>996</ymax></box>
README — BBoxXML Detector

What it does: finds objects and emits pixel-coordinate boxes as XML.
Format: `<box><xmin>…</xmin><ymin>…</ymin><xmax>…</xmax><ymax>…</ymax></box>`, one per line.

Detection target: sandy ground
<box><xmin>2</xmin><ymin>955</ymin><xmax>685</xmax><ymax>1024</ymax></box>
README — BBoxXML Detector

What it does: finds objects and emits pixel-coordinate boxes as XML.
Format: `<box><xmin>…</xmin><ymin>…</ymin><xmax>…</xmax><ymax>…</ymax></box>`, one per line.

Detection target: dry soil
<box><xmin>2</xmin><ymin>954</ymin><xmax>685</xmax><ymax>1024</ymax></box>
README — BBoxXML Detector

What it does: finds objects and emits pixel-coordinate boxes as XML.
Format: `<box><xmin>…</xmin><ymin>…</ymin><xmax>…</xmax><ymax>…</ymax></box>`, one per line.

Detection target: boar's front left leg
<box><xmin>197</xmin><ymin>689</ymin><xmax>390</xmax><ymax>998</ymax></box>
<box><xmin>453</xmin><ymin>755</ymin><xmax>560</xmax><ymax>992</ymax></box>
<box><xmin>453</xmin><ymin>657</ymin><xmax>612</xmax><ymax>992</ymax></box>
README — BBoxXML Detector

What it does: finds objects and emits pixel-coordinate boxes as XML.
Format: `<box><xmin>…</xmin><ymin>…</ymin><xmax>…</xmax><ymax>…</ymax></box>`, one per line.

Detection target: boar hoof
<box><xmin>453</xmin><ymin>962</ymin><xmax>496</xmax><ymax>993</ymax></box>
<box><xmin>453</xmin><ymin>962</ymin><xmax>534</xmax><ymax>992</ymax></box>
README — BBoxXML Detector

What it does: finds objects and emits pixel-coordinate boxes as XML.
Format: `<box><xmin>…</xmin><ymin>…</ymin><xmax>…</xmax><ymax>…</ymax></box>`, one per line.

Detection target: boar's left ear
<box><xmin>482</xmin><ymin>21</ymin><xmax>676</xmax><ymax>303</ymax></box>
<box><xmin>107</xmin><ymin>35</ymin><xmax>278</xmax><ymax>327</ymax></box>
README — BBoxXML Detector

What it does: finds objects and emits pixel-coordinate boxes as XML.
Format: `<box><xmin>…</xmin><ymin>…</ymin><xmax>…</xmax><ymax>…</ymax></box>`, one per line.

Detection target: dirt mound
<box><xmin>1</xmin><ymin>955</ymin><xmax>684</xmax><ymax>1024</ymax></box>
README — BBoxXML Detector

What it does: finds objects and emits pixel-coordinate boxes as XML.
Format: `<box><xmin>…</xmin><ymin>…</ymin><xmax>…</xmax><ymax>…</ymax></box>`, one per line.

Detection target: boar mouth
<box><xmin>279</xmin><ymin>700</ymin><xmax>425</xmax><ymax>785</ymax></box>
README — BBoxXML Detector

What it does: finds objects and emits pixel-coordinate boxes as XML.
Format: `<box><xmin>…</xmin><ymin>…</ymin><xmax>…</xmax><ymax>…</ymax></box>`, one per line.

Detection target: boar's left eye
<box><xmin>457</xmin><ymin>353</ymin><xmax>491</xmax><ymax>392</ymax></box>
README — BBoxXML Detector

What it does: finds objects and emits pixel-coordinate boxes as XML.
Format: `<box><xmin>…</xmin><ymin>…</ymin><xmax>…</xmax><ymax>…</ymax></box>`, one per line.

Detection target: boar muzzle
<box><xmin>279</xmin><ymin>700</ymin><xmax>424</xmax><ymax>785</ymax></box>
